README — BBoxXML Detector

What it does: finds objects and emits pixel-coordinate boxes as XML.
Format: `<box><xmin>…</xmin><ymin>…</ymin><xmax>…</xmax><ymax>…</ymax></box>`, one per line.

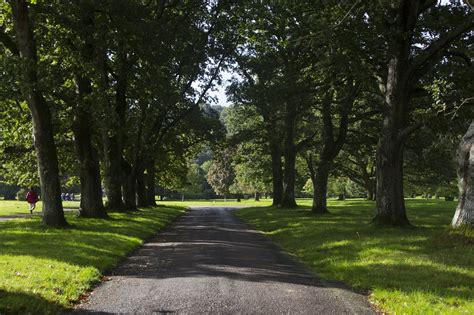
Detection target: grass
<box><xmin>0</xmin><ymin>205</ymin><xmax>186</xmax><ymax>314</ymax></box>
<box><xmin>156</xmin><ymin>198</ymin><xmax>273</xmax><ymax>207</ymax></box>
<box><xmin>236</xmin><ymin>199</ymin><xmax>474</xmax><ymax>315</ymax></box>
<box><xmin>0</xmin><ymin>200</ymin><xmax>80</xmax><ymax>217</ymax></box>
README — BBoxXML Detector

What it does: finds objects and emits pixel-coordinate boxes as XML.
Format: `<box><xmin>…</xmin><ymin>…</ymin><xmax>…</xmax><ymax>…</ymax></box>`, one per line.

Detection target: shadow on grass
<box><xmin>0</xmin><ymin>289</ymin><xmax>65</xmax><ymax>314</ymax></box>
<box><xmin>0</xmin><ymin>207</ymin><xmax>184</xmax><ymax>268</ymax></box>
<box><xmin>237</xmin><ymin>199</ymin><xmax>472</xmax><ymax>313</ymax></box>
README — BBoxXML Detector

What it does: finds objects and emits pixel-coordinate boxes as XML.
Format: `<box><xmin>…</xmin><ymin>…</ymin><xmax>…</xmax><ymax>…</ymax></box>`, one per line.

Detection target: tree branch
<box><xmin>0</xmin><ymin>24</ymin><xmax>19</xmax><ymax>56</ymax></box>
<box><xmin>410</xmin><ymin>15</ymin><xmax>474</xmax><ymax>76</ymax></box>
<box><xmin>445</xmin><ymin>50</ymin><xmax>472</xmax><ymax>66</ymax></box>
<box><xmin>399</xmin><ymin>122</ymin><xmax>423</xmax><ymax>139</ymax></box>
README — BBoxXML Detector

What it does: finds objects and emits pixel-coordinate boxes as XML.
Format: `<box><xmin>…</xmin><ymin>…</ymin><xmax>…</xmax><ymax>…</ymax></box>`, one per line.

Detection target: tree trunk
<box><xmin>280</xmin><ymin>101</ymin><xmax>298</xmax><ymax>208</ymax></box>
<box><xmin>367</xmin><ymin>187</ymin><xmax>375</xmax><ymax>201</ymax></box>
<box><xmin>374</xmin><ymin>133</ymin><xmax>410</xmax><ymax>225</ymax></box>
<box><xmin>270</xmin><ymin>143</ymin><xmax>283</xmax><ymax>206</ymax></box>
<box><xmin>73</xmin><ymin>107</ymin><xmax>106</xmax><ymax>218</ymax></box>
<box><xmin>281</xmin><ymin>145</ymin><xmax>297</xmax><ymax>208</ymax></box>
<box><xmin>254</xmin><ymin>192</ymin><xmax>260</xmax><ymax>201</ymax></box>
<box><xmin>97</xmin><ymin>47</ymin><xmax>129</xmax><ymax>211</ymax></box>
<box><xmin>373</xmin><ymin>9</ymin><xmax>414</xmax><ymax>226</ymax></box>
<box><xmin>102</xmin><ymin>133</ymin><xmax>124</xmax><ymax>210</ymax></box>
<box><xmin>122</xmin><ymin>160</ymin><xmax>137</xmax><ymax>211</ymax></box>
<box><xmin>452</xmin><ymin>121</ymin><xmax>474</xmax><ymax>228</ymax></box>
<box><xmin>312</xmin><ymin>160</ymin><xmax>331</xmax><ymax>214</ymax></box>
<box><xmin>10</xmin><ymin>0</ymin><xmax>67</xmax><ymax>226</ymax></box>
<box><xmin>71</xmin><ymin>4</ymin><xmax>106</xmax><ymax>218</ymax></box>
<box><xmin>136</xmin><ymin>168</ymin><xmax>147</xmax><ymax>208</ymax></box>
<box><xmin>145</xmin><ymin>158</ymin><xmax>156</xmax><ymax>206</ymax></box>
<box><xmin>73</xmin><ymin>77</ymin><xmax>106</xmax><ymax>218</ymax></box>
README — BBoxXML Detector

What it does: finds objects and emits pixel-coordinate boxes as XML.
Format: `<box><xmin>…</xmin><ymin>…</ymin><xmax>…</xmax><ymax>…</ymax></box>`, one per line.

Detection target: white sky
<box><xmin>208</xmin><ymin>70</ymin><xmax>233</xmax><ymax>107</ymax></box>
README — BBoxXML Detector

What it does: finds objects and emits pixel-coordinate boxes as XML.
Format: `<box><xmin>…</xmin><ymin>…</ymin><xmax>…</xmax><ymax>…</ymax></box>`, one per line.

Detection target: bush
<box><xmin>16</xmin><ymin>188</ymin><xmax>28</xmax><ymax>201</ymax></box>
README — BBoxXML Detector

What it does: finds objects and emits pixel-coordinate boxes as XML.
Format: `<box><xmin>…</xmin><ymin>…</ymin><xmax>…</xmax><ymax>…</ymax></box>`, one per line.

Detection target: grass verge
<box><xmin>156</xmin><ymin>198</ymin><xmax>273</xmax><ymax>207</ymax></box>
<box><xmin>0</xmin><ymin>200</ymin><xmax>80</xmax><ymax>217</ymax></box>
<box><xmin>236</xmin><ymin>199</ymin><xmax>473</xmax><ymax>314</ymax></box>
<box><xmin>0</xmin><ymin>205</ymin><xmax>185</xmax><ymax>314</ymax></box>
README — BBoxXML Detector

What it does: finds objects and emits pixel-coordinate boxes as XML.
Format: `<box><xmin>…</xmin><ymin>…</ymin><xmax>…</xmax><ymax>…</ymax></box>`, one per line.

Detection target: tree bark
<box><xmin>99</xmin><ymin>50</ymin><xmax>130</xmax><ymax>211</ymax></box>
<box><xmin>71</xmin><ymin>3</ymin><xmax>106</xmax><ymax>218</ymax></box>
<box><xmin>281</xmin><ymin>104</ymin><xmax>298</xmax><ymax>208</ymax></box>
<box><xmin>281</xmin><ymin>145</ymin><xmax>297</xmax><ymax>208</ymax></box>
<box><xmin>373</xmin><ymin>0</ymin><xmax>472</xmax><ymax>226</ymax></box>
<box><xmin>72</xmin><ymin>89</ymin><xmax>106</xmax><ymax>217</ymax></box>
<box><xmin>373</xmin><ymin>55</ymin><xmax>411</xmax><ymax>225</ymax></box>
<box><xmin>270</xmin><ymin>143</ymin><xmax>283</xmax><ymax>206</ymax></box>
<box><xmin>136</xmin><ymin>167</ymin><xmax>148</xmax><ymax>208</ymax></box>
<box><xmin>102</xmin><ymin>133</ymin><xmax>124</xmax><ymax>210</ymax></box>
<box><xmin>312</xmin><ymin>160</ymin><xmax>331</xmax><ymax>213</ymax></box>
<box><xmin>122</xmin><ymin>160</ymin><xmax>137</xmax><ymax>211</ymax></box>
<box><xmin>145</xmin><ymin>158</ymin><xmax>157</xmax><ymax>206</ymax></box>
<box><xmin>309</xmin><ymin>86</ymin><xmax>354</xmax><ymax>214</ymax></box>
<box><xmin>367</xmin><ymin>186</ymin><xmax>375</xmax><ymax>201</ymax></box>
<box><xmin>452</xmin><ymin>121</ymin><xmax>474</xmax><ymax>228</ymax></box>
<box><xmin>10</xmin><ymin>0</ymin><xmax>67</xmax><ymax>226</ymax></box>
<box><xmin>374</xmin><ymin>133</ymin><xmax>410</xmax><ymax>225</ymax></box>
<box><xmin>372</xmin><ymin>0</ymin><xmax>418</xmax><ymax>226</ymax></box>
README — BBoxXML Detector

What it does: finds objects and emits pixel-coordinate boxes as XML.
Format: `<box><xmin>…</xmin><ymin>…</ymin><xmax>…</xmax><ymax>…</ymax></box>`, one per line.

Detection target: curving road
<box><xmin>75</xmin><ymin>206</ymin><xmax>374</xmax><ymax>314</ymax></box>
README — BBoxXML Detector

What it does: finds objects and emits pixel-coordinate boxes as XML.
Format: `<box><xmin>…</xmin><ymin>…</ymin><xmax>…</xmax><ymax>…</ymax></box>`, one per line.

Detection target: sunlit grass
<box><xmin>237</xmin><ymin>199</ymin><xmax>473</xmax><ymax>314</ymax></box>
<box><xmin>156</xmin><ymin>198</ymin><xmax>273</xmax><ymax>207</ymax></box>
<box><xmin>0</xmin><ymin>205</ymin><xmax>185</xmax><ymax>314</ymax></box>
<box><xmin>0</xmin><ymin>200</ymin><xmax>80</xmax><ymax>217</ymax></box>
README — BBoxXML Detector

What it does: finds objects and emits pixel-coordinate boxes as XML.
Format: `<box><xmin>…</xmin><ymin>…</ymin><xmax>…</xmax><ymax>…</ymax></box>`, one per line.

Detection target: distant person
<box><xmin>61</xmin><ymin>192</ymin><xmax>66</xmax><ymax>201</ymax></box>
<box><xmin>26</xmin><ymin>187</ymin><xmax>39</xmax><ymax>214</ymax></box>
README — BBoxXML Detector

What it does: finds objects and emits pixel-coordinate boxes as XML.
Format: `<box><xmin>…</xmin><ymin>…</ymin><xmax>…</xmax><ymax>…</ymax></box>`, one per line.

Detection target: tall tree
<box><xmin>207</xmin><ymin>149</ymin><xmax>235</xmax><ymax>200</ymax></box>
<box><xmin>368</xmin><ymin>1</ymin><xmax>473</xmax><ymax>225</ymax></box>
<box><xmin>452</xmin><ymin>121</ymin><xmax>474</xmax><ymax>227</ymax></box>
<box><xmin>306</xmin><ymin>81</ymin><xmax>359</xmax><ymax>213</ymax></box>
<box><xmin>8</xmin><ymin>0</ymin><xmax>67</xmax><ymax>226</ymax></box>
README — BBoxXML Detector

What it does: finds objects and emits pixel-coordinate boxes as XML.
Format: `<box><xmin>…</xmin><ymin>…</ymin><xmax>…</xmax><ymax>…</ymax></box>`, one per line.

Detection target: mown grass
<box><xmin>156</xmin><ymin>198</ymin><xmax>273</xmax><ymax>207</ymax></box>
<box><xmin>0</xmin><ymin>200</ymin><xmax>80</xmax><ymax>217</ymax></box>
<box><xmin>237</xmin><ymin>199</ymin><xmax>474</xmax><ymax>315</ymax></box>
<box><xmin>0</xmin><ymin>205</ymin><xmax>185</xmax><ymax>314</ymax></box>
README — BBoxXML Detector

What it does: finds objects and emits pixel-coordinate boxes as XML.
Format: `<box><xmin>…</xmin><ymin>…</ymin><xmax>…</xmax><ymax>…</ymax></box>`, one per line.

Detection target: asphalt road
<box><xmin>75</xmin><ymin>206</ymin><xmax>374</xmax><ymax>314</ymax></box>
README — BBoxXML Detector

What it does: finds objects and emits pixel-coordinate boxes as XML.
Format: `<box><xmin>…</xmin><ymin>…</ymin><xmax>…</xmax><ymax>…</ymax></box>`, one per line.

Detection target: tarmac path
<box><xmin>75</xmin><ymin>206</ymin><xmax>375</xmax><ymax>314</ymax></box>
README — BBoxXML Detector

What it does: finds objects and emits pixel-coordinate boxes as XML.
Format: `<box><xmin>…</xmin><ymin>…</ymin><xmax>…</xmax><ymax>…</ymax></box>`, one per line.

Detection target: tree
<box><xmin>452</xmin><ymin>121</ymin><xmax>474</xmax><ymax>227</ymax></box>
<box><xmin>223</xmin><ymin>106</ymin><xmax>272</xmax><ymax>201</ymax></box>
<box><xmin>366</xmin><ymin>1</ymin><xmax>473</xmax><ymax>226</ymax></box>
<box><xmin>305</xmin><ymin>80</ymin><xmax>360</xmax><ymax>213</ymax></box>
<box><xmin>207</xmin><ymin>149</ymin><xmax>235</xmax><ymax>199</ymax></box>
<box><xmin>7</xmin><ymin>0</ymin><xmax>67</xmax><ymax>226</ymax></box>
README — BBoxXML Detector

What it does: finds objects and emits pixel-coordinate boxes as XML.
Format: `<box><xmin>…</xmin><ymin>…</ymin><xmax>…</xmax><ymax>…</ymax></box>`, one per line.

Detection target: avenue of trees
<box><xmin>1</xmin><ymin>0</ymin><xmax>232</xmax><ymax>225</ymax></box>
<box><xmin>1</xmin><ymin>0</ymin><xmax>473</xmax><ymax>228</ymax></box>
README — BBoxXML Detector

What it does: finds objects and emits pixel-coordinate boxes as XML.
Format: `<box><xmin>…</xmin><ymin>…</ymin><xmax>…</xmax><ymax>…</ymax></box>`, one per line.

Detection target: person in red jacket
<box><xmin>25</xmin><ymin>187</ymin><xmax>39</xmax><ymax>214</ymax></box>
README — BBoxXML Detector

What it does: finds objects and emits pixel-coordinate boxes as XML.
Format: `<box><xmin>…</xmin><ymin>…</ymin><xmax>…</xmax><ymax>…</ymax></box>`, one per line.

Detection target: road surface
<box><xmin>76</xmin><ymin>206</ymin><xmax>374</xmax><ymax>314</ymax></box>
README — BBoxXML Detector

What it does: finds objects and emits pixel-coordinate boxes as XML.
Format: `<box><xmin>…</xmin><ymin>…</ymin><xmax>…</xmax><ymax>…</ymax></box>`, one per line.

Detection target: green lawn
<box><xmin>156</xmin><ymin>198</ymin><xmax>273</xmax><ymax>207</ymax></box>
<box><xmin>237</xmin><ymin>199</ymin><xmax>473</xmax><ymax>315</ymax></box>
<box><xmin>0</xmin><ymin>205</ymin><xmax>185</xmax><ymax>314</ymax></box>
<box><xmin>0</xmin><ymin>200</ymin><xmax>80</xmax><ymax>217</ymax></box>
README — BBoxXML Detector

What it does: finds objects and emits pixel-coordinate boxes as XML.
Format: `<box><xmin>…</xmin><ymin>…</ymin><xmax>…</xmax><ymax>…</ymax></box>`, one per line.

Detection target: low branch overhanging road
<box><xmin>75</xmin><ymin>206</ymin><xmax>375</xmax><ymax>314</ymax></box>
